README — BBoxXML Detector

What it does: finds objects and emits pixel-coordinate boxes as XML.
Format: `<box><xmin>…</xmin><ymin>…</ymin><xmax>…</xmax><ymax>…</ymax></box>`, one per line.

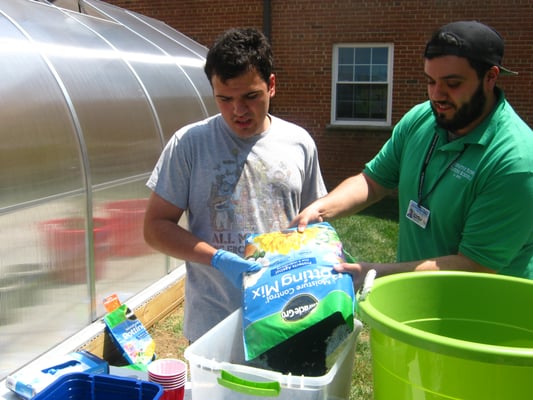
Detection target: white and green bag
<box><xmin>242</xmin><ymin>222</ymin><xmax>356</xmax><ymax>376</ymax></box>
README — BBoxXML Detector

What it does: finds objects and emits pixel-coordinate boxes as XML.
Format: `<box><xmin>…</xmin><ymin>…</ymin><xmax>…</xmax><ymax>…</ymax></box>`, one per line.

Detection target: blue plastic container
<box><xmin>32</xmin><ymin>372</ymin><xmax>163</xmax><ymax>400</ymax></box>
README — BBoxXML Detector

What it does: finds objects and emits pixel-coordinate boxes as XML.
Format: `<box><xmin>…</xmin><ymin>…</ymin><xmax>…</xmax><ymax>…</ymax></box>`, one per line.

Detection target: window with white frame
<box><xmin>331</xmin><ymin>44</ymin><xmax>393</xmax><ymax>126</ymax></box>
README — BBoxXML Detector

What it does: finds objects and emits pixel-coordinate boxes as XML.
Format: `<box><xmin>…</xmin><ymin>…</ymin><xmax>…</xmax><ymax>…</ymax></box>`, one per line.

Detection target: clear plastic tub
<box><xmin>184</xmin><ymin>309</ymin><xmax>362</xmax><ymax>400</ymax></box>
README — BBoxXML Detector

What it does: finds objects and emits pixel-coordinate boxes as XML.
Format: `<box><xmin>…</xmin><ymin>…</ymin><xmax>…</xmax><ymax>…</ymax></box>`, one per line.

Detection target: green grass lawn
<box><xmin>330</xmin><ymin>196</ymin><xmax>399</xmax><ymax>400</ymax></box>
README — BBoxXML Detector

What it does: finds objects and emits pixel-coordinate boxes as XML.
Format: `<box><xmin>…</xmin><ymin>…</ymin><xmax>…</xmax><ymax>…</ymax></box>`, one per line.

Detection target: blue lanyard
<box><xmin>417</xmin><ymin>132</ymin><xmax>469</xmax><ymax>206</ymax></box>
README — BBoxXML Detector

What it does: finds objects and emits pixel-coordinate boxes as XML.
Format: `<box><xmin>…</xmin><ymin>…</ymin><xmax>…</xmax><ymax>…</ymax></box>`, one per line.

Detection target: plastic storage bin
<box><xmin>358</xmin><ymin>271</ymin><xmax>533</xmax><ymax>400</ymax></box>
<box><xmin>32</xmin><ymin>372</ymin><xmax>163</xmax><ymax>400</ymax></box>
<box><xmin>104</xmin><ymin>199</ymin><xmax>153</xmax><ymax>257</ymax></box>
<box><xmin>40</xmin><ymin>218</ymin><xmax>111</xmax><ymax>283</ymax></box>
<box><xmin>184</xmin><ymin>308</ymin><xmax>362</xmax><ymax>400</ymax></box>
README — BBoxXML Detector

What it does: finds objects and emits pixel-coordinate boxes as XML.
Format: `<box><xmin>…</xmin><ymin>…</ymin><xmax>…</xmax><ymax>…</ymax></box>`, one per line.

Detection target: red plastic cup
<box><xmin>148</xmin><ymin>359</ymin><xmax>187</xmax><ymax>400</ymax></box>
<box><xmin>148</xmin><ymin>358</ymin><xmax>187</xmax><ymax>378</ymax></box>
<box><xmin>160</xmin><ymin>386</ymin><xmax>185</xmax><ymax>400</ymax></box>
<box><xmin>149</xmin><ymin>377</ymin><xmax>186</xmax><ymax>386</ymax></box>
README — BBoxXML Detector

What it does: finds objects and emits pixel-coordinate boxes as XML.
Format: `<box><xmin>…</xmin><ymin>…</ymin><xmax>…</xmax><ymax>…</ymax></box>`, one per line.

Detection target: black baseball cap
<box><xmin>424</xmin><ymin>21</ymin><xmax>517</xmax><ymax>76</ymax></box>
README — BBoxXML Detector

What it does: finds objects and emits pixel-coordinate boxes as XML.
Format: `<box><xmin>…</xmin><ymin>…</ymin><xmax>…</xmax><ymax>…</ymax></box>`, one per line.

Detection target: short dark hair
<box><xmin>204</xmin><ymin>28</ymin><xmax>273</xmax><ymax>86</ymax></box>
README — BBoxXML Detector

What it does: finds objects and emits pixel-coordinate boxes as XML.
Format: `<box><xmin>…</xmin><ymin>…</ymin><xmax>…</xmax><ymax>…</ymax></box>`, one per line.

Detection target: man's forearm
<box><xmin>144</xmin><ymin>220</ymin><xmax>215</xmax><ymax>265</ymax></box>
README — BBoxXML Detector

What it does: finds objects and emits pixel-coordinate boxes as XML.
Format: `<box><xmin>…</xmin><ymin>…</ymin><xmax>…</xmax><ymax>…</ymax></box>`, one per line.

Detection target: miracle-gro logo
<box><xmin>281</xmin><ymin>294</ymin><xmax>318</xmax><ymax>322</ymax></box>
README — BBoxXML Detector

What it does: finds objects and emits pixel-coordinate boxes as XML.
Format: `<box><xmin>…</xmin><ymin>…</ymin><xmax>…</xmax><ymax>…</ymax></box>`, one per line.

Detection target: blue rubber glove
<box><xmin>211</xmin><ymin>249</ymin><xmax>262</xmax><ymax>288</ymax></box>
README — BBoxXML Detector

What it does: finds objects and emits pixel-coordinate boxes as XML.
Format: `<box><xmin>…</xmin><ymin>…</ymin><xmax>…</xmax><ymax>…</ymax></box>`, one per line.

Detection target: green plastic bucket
<box><xmin>358</xmin><ymin>271</ymin><xmax>533</xmax><ymax>400</ymax></box>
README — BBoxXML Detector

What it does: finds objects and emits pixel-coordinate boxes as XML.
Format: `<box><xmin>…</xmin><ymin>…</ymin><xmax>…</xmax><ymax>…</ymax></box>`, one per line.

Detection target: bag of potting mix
<box><xmin>103</xmin><ymin>303</ymin><xmax>156</xmax><ymax>369</ymax></box>
<box><xmin>242</xmin><ymin>222</ymin><xmax>356</xmax><ymax>376</ymax></box>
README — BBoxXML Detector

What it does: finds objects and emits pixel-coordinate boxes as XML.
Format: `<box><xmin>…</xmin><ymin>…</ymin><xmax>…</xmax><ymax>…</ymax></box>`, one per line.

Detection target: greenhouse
<box><xmin>0</xmin><ymin>0</ymin><xmax>216</xmax><ymax>384</ymax></box>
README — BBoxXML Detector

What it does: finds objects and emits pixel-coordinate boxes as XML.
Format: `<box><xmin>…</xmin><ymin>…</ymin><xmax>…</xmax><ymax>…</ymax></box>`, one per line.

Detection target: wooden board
<box><xmin>80</xmin><ymin>277</ymin><xmax>185</xmax><ymax>363</ymax></box>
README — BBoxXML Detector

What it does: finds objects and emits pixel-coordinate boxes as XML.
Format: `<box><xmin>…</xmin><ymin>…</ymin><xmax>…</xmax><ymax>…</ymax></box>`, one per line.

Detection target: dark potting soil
<box><xmin>247</xmin><ymin>312</ymin><xmax>350</xmax><ymax>376</ymax></box>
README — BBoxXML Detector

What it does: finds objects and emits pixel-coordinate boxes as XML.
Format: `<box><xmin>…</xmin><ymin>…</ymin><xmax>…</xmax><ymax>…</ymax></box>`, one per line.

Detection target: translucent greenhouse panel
<box><xmin>136</xmin><ymin>14</ymin><xmax>211</xmax><ymax>58</ymax></box>
<box><xmin>0</xmin><ymin>197</ymin><xmax>92</xmax><ymax>380</ymax></box>
<box><xmin>0</xmin><ymin>10</ymin><xmax>92</xmax><ymax>379</ymax></box>
<box><xmin>80</xmin><ymin>0</ymin><xmax>216</xmax><ymax>138</ymax></box>
<box><xmin>6</xmin><ymin>1</ymin><xmax>163</xmax><ymax>186</ymax></box>
<box><xmin>71</xmin><ymin>10</ymin><xmax>212</xmax><ymax>142</ymax></box>
<box><xmin>0</xmin><ymin>0</ymin><xmax>205</xmax><ymax>380</ymax></box>
<box><xmin>51</xmin><ymin>53</ymin><xmax>162</xmax><ymax>185</ymax></box>
<box><xmin>130</xmin><ymin>60</ymin><xmax>214</xmax><ymax>140</ymax></box>
<box><xmin>91</xmin><ymin>183</ymin><xmax>170</xmax><ymax>318</ymax></box>
<box><xmin>85</xmin><ymin>0</ymin><xmax>207</xmax><ymax>59</ymax></box>
<box><xmin>85</xmin><ymin>0</ymin><xmax>209</xmax><ymax>58</ymax></box>
<box><xmin>0</xmin><ymin>18</ymin><xmax>84</xmax><ymax>208</ymax></box>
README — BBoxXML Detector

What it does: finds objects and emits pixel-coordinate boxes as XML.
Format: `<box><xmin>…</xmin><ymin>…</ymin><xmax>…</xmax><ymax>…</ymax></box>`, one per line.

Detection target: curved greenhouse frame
<box><xmin>0</xmin><ymin>0</ymin><xmax>216</xmax><ymax>380</ymax></box>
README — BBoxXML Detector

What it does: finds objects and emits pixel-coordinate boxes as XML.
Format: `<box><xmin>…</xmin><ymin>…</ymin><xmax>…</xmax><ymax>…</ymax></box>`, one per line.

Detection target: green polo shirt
<box><xmin>364</xmin><ymin>89</ymin><xmax>533</xmax><ymax>279</ymax></box>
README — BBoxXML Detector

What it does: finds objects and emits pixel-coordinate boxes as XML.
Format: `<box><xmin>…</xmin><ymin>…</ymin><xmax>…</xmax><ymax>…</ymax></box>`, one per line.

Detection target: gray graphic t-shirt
<box><xmin>147</xmin><ymin>114</ymin><xmax>326</xmax><ymax>340</ymax></box>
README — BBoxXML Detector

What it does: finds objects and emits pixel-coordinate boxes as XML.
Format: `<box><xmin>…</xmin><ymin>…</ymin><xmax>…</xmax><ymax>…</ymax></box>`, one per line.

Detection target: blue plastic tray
<box><xmin>33</xmin><ymin>372</ymin><xmax>163</xmax><ymax>400</ymax></box>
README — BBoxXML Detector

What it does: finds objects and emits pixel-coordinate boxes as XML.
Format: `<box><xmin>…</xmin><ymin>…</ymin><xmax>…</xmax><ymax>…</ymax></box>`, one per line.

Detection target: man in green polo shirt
<box><xmin>291</xmin><ymin>21</ymin><xmax>533</xmax><ymax>287</ymax></box>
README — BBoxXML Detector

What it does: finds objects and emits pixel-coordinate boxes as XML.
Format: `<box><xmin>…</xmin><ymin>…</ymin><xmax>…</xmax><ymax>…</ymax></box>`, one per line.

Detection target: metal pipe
<box><xmin>263</xmin><ymin>0</ymin><xmax>271</xmax><ymax>42</ymax></box>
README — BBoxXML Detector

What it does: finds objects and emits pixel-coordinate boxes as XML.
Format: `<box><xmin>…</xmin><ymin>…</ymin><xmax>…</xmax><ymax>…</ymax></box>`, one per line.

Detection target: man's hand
<box><xmin>211</xmin><ymin>249</ymin><xmax>262</xmax><ymax>288</ymax></box>
<box><xmin>289</xmin><ymin>204</ymin><xmax>324</xmax><ymax>232</ymax></box>
<box><xmin>334</xmin><ymin>262</ymin><xmax>365</xmax><ymax>290</ymax></box>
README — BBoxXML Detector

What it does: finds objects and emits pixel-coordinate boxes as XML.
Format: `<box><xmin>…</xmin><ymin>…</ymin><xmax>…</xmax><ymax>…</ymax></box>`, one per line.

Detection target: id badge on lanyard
<box><xmin>406</xmin><ymin>200</ymin><xmax>430</xmax><ymax>229</ymax></box>
<box><xmin>407</xmin><ymin>132</ymin><xmax>468</xmax><ymax>230</ymax></box>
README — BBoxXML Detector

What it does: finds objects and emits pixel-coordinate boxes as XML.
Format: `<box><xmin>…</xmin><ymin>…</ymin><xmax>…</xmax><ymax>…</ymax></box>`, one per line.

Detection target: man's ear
<box><xmin>486</xmin><ymin>66</ymin><xmax>499</xmax><ymax>85</ymax></box>
<box><xmin>268</xmin><ymin>74</ymin><xmax>276</xmax><ymax>97</ymax></box>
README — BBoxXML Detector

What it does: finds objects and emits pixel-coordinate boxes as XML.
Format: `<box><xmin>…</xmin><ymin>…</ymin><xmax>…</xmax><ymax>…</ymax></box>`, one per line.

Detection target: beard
<box><xmin>431</xmin><ymin>82</ymin><xmax>486</xmax><ymax>132</ymax></box>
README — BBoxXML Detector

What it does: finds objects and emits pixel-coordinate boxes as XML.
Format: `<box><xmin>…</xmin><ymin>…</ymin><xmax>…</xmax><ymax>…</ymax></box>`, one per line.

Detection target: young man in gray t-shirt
<box><xmin>145</xmin><ymin>28</ymin><xmax>327</xmax><ymax>342</ymax></box>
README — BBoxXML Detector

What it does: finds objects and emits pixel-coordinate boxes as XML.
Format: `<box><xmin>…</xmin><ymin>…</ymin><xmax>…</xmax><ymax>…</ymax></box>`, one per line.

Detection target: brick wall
<box><xmin>106</xmin><ymin>0</ymin><xmax>533</xmax><ymax>189</ymax></box>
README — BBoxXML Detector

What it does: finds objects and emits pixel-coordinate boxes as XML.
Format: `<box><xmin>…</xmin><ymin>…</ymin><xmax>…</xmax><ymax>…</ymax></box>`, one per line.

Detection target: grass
<box><xmin>329</xmin><ymin>196</ymin><xmax>399</xmax><ymax>400</ymax></box>
<box><xmin>149</xmin><ymin>196</ymin><xmax>400</xmax><ymax>400</ymax></box>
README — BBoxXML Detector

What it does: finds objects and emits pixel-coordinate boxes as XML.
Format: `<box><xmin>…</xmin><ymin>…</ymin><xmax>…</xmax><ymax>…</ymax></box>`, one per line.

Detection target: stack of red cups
<box><xmin>147</xmin><ymin>358</ymin><xmax>187</xmax><ymax>400</ymax></box>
